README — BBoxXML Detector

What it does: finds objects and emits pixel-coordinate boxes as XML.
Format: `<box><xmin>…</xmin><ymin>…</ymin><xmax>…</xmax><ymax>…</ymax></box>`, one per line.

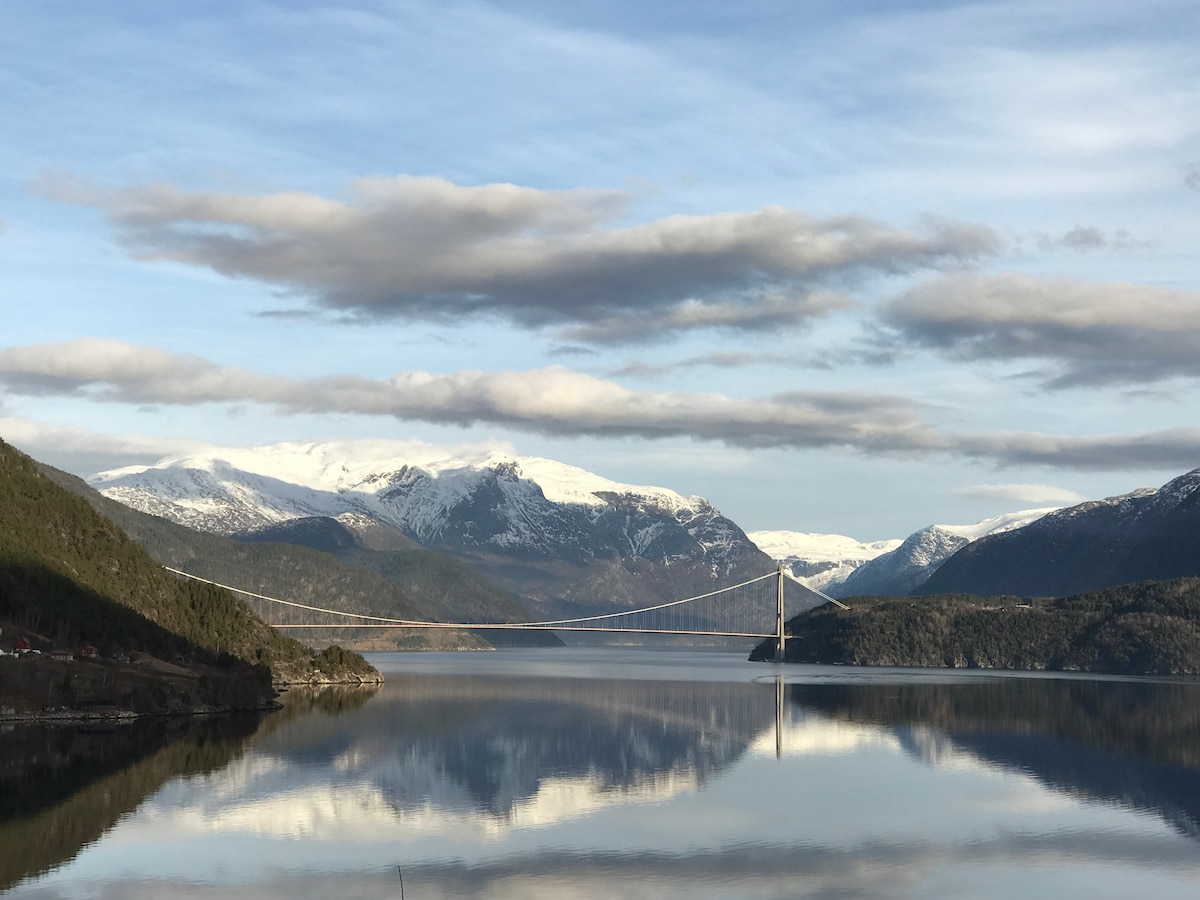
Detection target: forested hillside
<box><xmin>753</xmin><ymin>578</ymin><xmax>1200</xmax><ymax>675</ymax></box>
<box><xmin>44</xmin><ymin>470</ymin><xmax>557</xmax><ymax>650</ymax></box>
<box><xmin>235</xmin><ymin>516</ymin><xmax>558</xmax><ymax>644</ymax></box>
<box><xmin>0</xmin><ymin>439</ymin><xmax>377</xmax><ymax>686</ymax></box>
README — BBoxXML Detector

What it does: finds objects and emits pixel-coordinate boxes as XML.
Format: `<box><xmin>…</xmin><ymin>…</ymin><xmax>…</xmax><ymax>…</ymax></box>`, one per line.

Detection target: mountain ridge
<box><xmin>918</xmin><ymin>469</ymin><xmax>1200</xmax><ymax>597</ymax></box>
<box><xmin>829</xmin><ymin>507</ymin><xmax>1059</xmax><ymax>598</ymax></box>
<box><xmin>43</xmin><ymin>469</ymin><xmax>548</xmax><ymax>650</ymax></box>
<box><xmin>750</xmin><ymin>508</ymin><xmax>1059</xmax><ymax>598</ymax></box>
<box><xmin>90</xmin><ymin>441</ymin><xmax>774</xmax><ymax>618</ymax></box>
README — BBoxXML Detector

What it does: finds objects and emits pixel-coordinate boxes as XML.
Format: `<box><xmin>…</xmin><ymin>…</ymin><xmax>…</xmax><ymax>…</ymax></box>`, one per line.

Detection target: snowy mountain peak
<box><xmin>87</xmin><ymin>440</ymin><xmax>770</xmax><ymax>605</ymax></box>
<box><xmin>827</xmin><ymin>507</ymin><xmax>1062</xmax><ymax>598</ymax></box>
<box><xmin>934</xmin><ymin>507</ymin><xmax>1063</xmax><ymax>541</ymax></box>
<box><xmin>748</xmin><ymin>531</ymin><xmax>899</xmax><ymax>562</ymax></box>
<box><xmin>89</xmin><ymin>441</ymin><xmax>700</xmax><ymax>520</ymax></box>
<box><xmin>1148</xmin><ymin>468</ymin><xmax>1200</xmax><ymax>507</ymax></box>
<box><xmin>749</xmin><ymin>507</ymin><xmax>1059</xmax><ymax>596</ymax></box>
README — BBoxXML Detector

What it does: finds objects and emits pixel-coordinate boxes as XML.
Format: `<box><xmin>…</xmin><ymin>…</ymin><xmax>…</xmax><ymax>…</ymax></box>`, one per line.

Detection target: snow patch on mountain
<box><xmin>87</xmin><ymin>440</ymin><xmax>765</xmax><ymax>581</ymax></box>
<box><xmin>830</xmin><ymin>507</ymin><xmax>1061</xmax><ymax>597</ymax></box>
<box><xmin>748</xmin><ymin>531</ymin><xmax>902</xmax><ymax>592</ymax></box>
<box><xmin>936</xmin><ymin>509</ymin><xmax>1058</xmax><ymax>541</ymax></box>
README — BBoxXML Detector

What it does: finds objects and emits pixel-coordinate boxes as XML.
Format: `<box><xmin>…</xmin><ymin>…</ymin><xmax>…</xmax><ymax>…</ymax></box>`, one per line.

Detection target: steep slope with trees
<box><xmin>0</xmin><ymin>439</ymin><xmax>377</xmax><ymax>694</ymax></box>
<box><xmin>44</xmin><ymin>470</ymin><xmax>555</xmax><ymax>649</ymax></box>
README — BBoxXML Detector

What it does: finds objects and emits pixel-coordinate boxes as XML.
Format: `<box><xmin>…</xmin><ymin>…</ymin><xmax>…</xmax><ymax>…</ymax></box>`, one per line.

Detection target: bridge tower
<box><xmin>774</xmin><ymin>564</ymin><xmax>786</xmax><ymax>662</ymax></box>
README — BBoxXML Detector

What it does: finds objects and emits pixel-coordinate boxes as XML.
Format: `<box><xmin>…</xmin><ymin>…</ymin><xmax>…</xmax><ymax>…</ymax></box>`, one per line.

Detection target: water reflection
<box><xmin>7</xmin><ymin>656</ymin><xmax>1200</xmax><ymax>899</ymax></box>
<box><xmin>245</xmin><ymin>674</ymin><xmax>777</xmax><ymax>831</ymax></box>
<box><xmin>0</xmin><ymin>714</ymin><xmax>265</xmax><ymax>892</ymax></box>
<box><xmin>787</xmin><ymin>676</ymin><xmax>1200</xmax><ymax>839</ymax></box>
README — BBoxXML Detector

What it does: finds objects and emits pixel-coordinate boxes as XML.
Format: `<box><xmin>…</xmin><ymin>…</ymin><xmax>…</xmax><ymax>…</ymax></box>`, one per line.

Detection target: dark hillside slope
<box><xmin>0</xmin><ymin>439</ymin><xmax>375</xmax><ymax>683</ymax></box>
<box><xmin>44</xmin><ymin>470</ymin><xmax>554</xmax><ymax>648</ymax></box>
<box><xmin>42</xmin><ymin>473</ymin><xmax>493</xmax><ymax>649</ymax></box>
<box><xmin>918</xmin><ymin>469</ymin><xmax>1200</xmax><ymax>598</ymax></box>
<box><xmin>236</xmin><ymin>516</ymin><xmax>545</xmax><ymax>628</ymax></box>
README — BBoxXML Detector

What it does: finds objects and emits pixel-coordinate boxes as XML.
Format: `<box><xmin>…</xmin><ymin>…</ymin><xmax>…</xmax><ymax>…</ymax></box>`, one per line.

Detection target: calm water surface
<box><xmin>5</xmin><ymin>648</ymin><xmax>1200</xmax><ymax>898</ymax></box>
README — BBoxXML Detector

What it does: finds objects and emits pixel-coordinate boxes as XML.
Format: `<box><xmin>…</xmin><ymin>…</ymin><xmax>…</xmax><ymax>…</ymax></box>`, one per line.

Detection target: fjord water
<box><xmin>6</xmin><ymin>650</ymin><xmax>1200</xmax><ymax>899</ymax></box>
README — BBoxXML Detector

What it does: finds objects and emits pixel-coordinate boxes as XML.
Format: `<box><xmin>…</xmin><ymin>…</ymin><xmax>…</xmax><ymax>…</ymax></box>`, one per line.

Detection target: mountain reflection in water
<box><xmin>0</xmin><ymin>714</ymin><xmax>266</xmax><ymax>892</ymax></box>
<box><xmin>248</xmin><ymin>673</ymin><xmax>776</xmax><ymax>829</ymax></box>
<box><xmin>7</xmin><ymin>652</ymin><xmax>1200</xmax><ymax>899</ymax></box>
<box><xmin>790</xmin><ymin>676</ymin><xmax>1200</xmax><ymax>839</ymax></box>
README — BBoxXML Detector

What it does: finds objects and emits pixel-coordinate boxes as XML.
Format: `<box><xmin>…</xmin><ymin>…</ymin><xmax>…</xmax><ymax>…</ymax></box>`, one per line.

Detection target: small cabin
<box><xmin>14</xmin><ymin>637</ymin><xmax>31</xmax><ymax>654</ymax></box>
<box><xmin>79</xmin><ymin>644</ymin><xmax>99</xmax><ymax>659</ymax></box>
<box><xmin>49</xmin><ymin>649</ymin><xmax>73</xmax><ymax>662</ymax></box>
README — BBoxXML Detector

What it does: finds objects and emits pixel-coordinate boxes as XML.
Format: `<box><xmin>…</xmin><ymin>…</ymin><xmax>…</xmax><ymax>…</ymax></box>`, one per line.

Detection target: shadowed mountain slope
<box><xmin>919</xmin><ymin>470</ymin><xmax>1200</xmax><ymax>598</ymax></box>
<box><xmin>0</xmin><ymin>439</ymin><xmax>375</xmax><ymax>685</ymax></box>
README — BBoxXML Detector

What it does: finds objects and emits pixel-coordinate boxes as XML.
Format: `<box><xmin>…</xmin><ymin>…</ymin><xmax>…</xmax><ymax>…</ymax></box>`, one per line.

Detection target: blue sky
<box><xmin>2</xmin><ymin>0</ymin><xmax>1198</xmax><ymax>539</ymax></box>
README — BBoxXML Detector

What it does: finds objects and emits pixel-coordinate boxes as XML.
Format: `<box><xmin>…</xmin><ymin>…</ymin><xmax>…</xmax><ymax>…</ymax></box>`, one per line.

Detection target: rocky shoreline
<box><xmin>0</xmin><ymin>651</ymin><xmax>381</xmax><ymax>723</ymax></box>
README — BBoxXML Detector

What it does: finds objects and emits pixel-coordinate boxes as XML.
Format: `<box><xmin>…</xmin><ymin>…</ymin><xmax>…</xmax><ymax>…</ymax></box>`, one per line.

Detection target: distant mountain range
<box><xmin>89</xmin><ymin>441</ymin><xmax>774</xmax><ymax>618</ymax></box>
<box><xmin>745</xmin><ymin>531</ymin><xmax>902</xmax><ymax>592</ymax></box>
<box><xmin>750</xmin><ymin>508</ymin><xmax>1058</xmax><ymax>598</ymax></box>
<box><xmin>830</xmin><ymin>507</ymin><xmax>1060</xmax><ymax>598</ymax></box>
<box><xmin>765</xmin><ymin>468</ymin><xmax>1200</xmax><ymax>600</ymax></box>
<box><xmin>86</xmin><ymin>441</ymin><xmax>1200</xmax><ymax>607</ymax></box>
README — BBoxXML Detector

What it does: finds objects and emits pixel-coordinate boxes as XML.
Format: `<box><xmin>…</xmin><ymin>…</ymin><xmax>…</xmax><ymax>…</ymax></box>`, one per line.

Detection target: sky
<box><xmin>1</xmin><ymin>0</ymin><xmax>1198</xmax><ymax>540</ymax></box>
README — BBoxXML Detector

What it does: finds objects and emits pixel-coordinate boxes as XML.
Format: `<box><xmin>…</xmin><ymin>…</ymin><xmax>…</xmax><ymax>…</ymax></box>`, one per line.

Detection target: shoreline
<box><xmin>0</xmin><ymin>653</ymin><xmax>383</xmax><ymax>725</ymax></box>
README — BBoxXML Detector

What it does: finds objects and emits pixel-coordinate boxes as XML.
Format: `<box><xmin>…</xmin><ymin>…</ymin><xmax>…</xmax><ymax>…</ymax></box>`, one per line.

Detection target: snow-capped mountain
<box><xmin>831</xmin><ymin>507</ymin><xmax>1060</xmax><ymax>598</ymax></box>
<box><xmin>747</xmin><ymin>531</ymin><xmax>902</xmax><ymax>593</ymax></box>
<box><xmin>918</xmin><ymin>469</ymin><xmax>1200</xmax><ymax>597</ymax></box>
<box><xmin>89</xmin><ymin>440</ymin><xmax>773</xmax><ymax>615</ymax></box>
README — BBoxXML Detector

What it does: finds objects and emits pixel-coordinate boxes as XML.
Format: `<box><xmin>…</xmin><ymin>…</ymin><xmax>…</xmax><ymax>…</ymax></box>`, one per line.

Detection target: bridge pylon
<box><xmin>774</xmin><ymin>564</ymin><xmax>786</xmax><ymax>662</ymax></box>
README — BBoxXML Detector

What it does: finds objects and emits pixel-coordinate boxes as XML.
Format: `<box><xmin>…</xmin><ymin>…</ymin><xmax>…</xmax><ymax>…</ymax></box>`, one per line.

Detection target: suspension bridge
<box><xmin>165</xmin><ymin>565</ymin><xmax>849</xmax><ymax>661</ymax></box>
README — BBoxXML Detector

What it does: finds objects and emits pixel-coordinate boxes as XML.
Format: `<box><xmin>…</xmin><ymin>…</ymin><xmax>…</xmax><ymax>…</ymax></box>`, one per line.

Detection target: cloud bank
<box><xmin>1</xmin><ymin>339</ymin><xmax>1197</xmax><ymax>472</ymax></box>
<box><xmin>951</xmin><ymin>483</ymin><xmax>1088</xmax><ymax>505</ymax></box>
<box><xmin>0</xmin><ymin>339</ymin><xmax>931</xmax><ymax>450</ymax></box>
<box><xmin>882</xmin><ymin>273</ymin><xmax>1200</xmax><ymax>387</ymax></box>
<box><xmin>41</xmin><ymin>176</ymin><xmax>999</xmax><ymax>343</ymax></box>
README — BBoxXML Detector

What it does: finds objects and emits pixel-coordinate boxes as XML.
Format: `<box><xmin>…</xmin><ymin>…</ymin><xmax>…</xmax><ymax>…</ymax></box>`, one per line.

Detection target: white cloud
<box><xmin>39</xmin><ymin>175</ymin><xmax>999</xmax><ymax>343</ymax></box>
<box><xmin>0</xmin><ymin>338</ymin><xmax>935</xmax><ymax>451</ymax></box>
<box><xmin>0</xmin><ymin>416</ymin><xmax>216</xmax><ymax>476</ymax></box>
<box><xmin>951</xmin><ymin>483</ymin><xmax>1088</xmax><ymax>505</ymax></box>
<box><xmin>881</xmin><ymin>273</ymin><xmax>1200</xmax><ymax>386</ymax></box>
<box><xmin>2</xmin><ymin>339</ymin><xmax>1199</xmax><ymax>473</ymax></box>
